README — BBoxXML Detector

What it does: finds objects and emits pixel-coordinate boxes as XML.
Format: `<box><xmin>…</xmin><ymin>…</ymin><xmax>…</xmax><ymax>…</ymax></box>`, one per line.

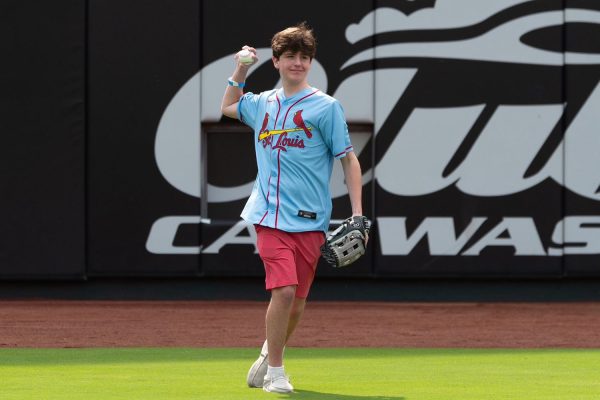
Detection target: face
<box><xmin>272</xmin><ymin>51</ymin><xmax>312</xmax><ymax>86</ymax></box>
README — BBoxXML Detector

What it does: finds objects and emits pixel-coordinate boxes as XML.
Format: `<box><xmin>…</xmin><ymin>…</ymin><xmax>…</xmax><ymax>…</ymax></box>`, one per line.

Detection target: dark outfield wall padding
<box><xmin>4</xmin><ymin>0</ymin><xmax>599</xmax><ymax>279</ymax></box>
<box><xmin>372</xmin><ymin>0</ymin><xmax>566</xmax><ymax>277</ymax></box>
<box><xmin>0</xmin><ymin>0</ymin><xmax>85</xmax><ymax>277</ymax></box>
<box><xmin>563</xmin><ymin>1</ymin><xmax>600</xmax><ymax>276</ymax></box>
<box><xmin>87</xmin><ymin>0</ymin><xmax>201</xmax><ymax>275</ymax></box>
<box><xmin>91</xmin><ymin>0</ymin><xmax>598</xmax><ymax>278</ymax></box>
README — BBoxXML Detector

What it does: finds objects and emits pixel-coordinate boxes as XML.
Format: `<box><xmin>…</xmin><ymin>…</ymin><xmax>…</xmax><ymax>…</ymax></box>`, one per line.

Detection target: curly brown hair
<box><xmin>271</xmin><ymin>22</ymin><xmax>317</xmax><ymax>59</ymax></box>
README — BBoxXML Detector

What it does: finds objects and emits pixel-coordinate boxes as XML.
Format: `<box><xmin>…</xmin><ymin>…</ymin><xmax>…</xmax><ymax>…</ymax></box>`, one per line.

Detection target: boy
<box><xmin>220</xmin><ymin>22</ymin><xmax>364</xmax><ymax>393</ymax></box>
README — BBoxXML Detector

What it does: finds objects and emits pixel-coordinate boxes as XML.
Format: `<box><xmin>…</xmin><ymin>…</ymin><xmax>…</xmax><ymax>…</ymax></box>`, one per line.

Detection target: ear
<box><xmin>272</xmin><ymin>56</ymin><xmax>279</xmax><ymax>69</ymax></box>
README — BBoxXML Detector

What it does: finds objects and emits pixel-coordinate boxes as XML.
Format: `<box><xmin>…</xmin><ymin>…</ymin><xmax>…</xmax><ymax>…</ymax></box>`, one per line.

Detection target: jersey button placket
<box><xmin>269</xmin><ymin>166</ymin><xmax>277</xmax><ymax>215</ymax></box>
<box><xmin>269</xmin><ymin>99</ymin><xmax>280</xmax><ymax>219</ymax></box>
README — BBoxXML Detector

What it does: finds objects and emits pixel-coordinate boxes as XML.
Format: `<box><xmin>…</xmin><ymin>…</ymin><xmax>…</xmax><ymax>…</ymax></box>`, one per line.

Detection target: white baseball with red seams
<box><xmin>237</xmin><ymin>49</ymin><xmax>254</xmax><ymax>65</ymax></box>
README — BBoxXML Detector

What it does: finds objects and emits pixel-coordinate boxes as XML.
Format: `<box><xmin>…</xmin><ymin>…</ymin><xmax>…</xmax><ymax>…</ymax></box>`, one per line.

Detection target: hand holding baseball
<box><xmin>235</xmin><ymin>46</ymin><xmax>258</xmax><ymax>67</ymax></box>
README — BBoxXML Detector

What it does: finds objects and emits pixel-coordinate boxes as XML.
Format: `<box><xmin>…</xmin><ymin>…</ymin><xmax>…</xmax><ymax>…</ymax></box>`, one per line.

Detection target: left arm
<box><xmin>340</xmin><ymin>151</ymin><xmax>363</xmax><ymax>216</ymax></box>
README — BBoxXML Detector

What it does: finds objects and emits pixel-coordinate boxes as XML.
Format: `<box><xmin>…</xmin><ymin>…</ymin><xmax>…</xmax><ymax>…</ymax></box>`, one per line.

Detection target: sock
<box><xmin>267</xmin><ymin>365</ymin><xmax>285</xmax><ymax>378</ymax></box>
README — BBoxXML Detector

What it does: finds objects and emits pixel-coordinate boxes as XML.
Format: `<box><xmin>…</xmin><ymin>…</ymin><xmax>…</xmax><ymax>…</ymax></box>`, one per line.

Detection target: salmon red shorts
<box><xmin>255</xmin><ymin>225</ymin><xmax>325</xmax><ymax>299</ymax></box>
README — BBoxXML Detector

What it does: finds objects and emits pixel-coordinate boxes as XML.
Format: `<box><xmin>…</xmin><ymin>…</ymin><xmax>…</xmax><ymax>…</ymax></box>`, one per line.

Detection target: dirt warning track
<box><xmin>1</xmin><ymin>301</ymin><xmax>599</xmax><ymax>348</ymax></box>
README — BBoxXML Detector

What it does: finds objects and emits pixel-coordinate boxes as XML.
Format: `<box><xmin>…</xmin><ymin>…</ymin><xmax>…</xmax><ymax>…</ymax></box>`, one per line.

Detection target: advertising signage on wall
<box><xmin>133</xmin><ymin>0</ymin><xmax>600</xmax><ymax>278</ymax></box>
<box><xmin>32</xmin><ymin>0</ymin><xmax>594</xmax><ymax>278</ymax></box>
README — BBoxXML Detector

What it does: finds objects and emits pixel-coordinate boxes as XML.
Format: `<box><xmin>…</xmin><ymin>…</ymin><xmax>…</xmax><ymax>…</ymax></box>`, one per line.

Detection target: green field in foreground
<box><xmin>1</xmin><ymin>348</ymin><xmax>599</xmax><ymax>399</ymax></box>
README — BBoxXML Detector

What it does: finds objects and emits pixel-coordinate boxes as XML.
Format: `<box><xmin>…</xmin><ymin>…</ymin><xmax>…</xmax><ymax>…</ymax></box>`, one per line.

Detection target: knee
<box><xmin>272</xmin><ymin>285</ymin><xmax>297</xmax><ymax>305</ymax></box>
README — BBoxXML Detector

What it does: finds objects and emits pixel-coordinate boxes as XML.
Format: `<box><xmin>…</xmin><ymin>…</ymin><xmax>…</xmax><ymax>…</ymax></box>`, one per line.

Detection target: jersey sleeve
<box><xmin>322</xmin><ymin>100</ymin><xmax>353</xmax><ymax>159</ymax></box>
<box><xmin>237</xmin><ymin>92</ymin><xmax>260</xmax><ymax>128</ymax></box>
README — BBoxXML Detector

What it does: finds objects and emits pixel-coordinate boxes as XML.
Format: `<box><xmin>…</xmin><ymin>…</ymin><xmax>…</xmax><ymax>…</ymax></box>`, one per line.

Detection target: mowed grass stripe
<box><xmin>0</xmin><ymin>348</ymin><xmax>599</xmax><ymax>399</ymax></box>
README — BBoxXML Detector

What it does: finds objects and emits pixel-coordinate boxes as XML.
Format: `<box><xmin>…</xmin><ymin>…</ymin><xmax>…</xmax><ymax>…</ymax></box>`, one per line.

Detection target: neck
<box><xmin>283</xmin><ymin>81</ymin><xmax>310</xmax><ymax>98</ymax></box>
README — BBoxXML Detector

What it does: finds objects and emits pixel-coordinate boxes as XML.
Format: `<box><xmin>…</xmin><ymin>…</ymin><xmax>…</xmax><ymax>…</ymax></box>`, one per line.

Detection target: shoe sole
<box><xmin>263</xmin><ymin>376</ymin><xmax>294</xmax><ymax>393</ymax></box>
<box><xmin>263</xmin><ymin>385</ymin><xmax>293</xmax><ymax>394</ymax></box>
<box><xmin>246</xmin><ymin>353</ymin><xmax>268</xmax><ymax>388</ymax></box>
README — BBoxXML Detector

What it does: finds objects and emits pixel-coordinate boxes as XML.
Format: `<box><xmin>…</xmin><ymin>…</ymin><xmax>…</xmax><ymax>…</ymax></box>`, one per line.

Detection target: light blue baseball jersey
<box><xmin>237</xmin><ymin>86</ymin><xmax>353</xmax><ymax>233</ymax></box>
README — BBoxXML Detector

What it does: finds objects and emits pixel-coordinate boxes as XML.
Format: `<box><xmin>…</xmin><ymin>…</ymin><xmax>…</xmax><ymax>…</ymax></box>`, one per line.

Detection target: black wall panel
<box><xmin>0</xmin><ymin>0</ymin><xmax>85</xmax><ymax>277</ymax></box>
<box><xmin>372</xmin><ymin>0</ymin><xmax>565</xmax><ymax>277</ymax></box>
<box><xmin>87</xmin><ymin>0</ymin><xmax>200</xmax><ymax>275</ymax></box>
<box><xmin>2</xmin><ymin>0</ymin><xmax>600</xmax><ymax>280</ymax></box>
<box><xmin>563</xmin><ymin>0</ymin><xmax>600</xmax><ymax>276</ymax></box>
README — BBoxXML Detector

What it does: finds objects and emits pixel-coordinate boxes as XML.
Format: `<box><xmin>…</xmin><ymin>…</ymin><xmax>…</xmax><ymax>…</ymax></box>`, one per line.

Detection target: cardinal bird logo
<box><xmin>259</xmin><ymin>112</ymin><xmax>270</xmax><ymax>135</ymax></box>
<box><xmin>293</xmin><ymin>110</ymin><xmax>312</xmax><ymax>138</ymax></box>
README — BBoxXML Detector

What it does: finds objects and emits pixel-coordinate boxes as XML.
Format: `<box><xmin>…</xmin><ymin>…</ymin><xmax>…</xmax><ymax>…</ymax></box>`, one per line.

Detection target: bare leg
<box><xmin>266</xmin><ymin>285</ymin><xmax>296</xmax><ymax>367</ymax></box>
<box><xmin>286</xmin><ymin>297</ymin><xmax>306</xmax><ymax>343</ymax></box>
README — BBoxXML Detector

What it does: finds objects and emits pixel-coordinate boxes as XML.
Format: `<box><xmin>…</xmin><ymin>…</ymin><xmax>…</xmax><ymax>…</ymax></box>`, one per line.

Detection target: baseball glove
<box><xmin>320</xmin><ymin>216</ymin><xmax>371</xmax><ymax>268</ymax></box>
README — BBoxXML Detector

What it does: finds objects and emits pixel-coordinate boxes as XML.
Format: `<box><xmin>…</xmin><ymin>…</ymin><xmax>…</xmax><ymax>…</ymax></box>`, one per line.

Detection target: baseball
<box><xmin>237</xmin><ymin>49</ymin><xmax>254</xmax><ymax>65</ymax></box>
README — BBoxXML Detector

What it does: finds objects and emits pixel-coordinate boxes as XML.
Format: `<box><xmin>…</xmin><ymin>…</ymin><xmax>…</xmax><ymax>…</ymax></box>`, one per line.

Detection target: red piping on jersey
<box><xmin>274</xmin><ymin>95</ymin><xmax>282</xmax><ymax>129</ymax></box>
<box><xmin>258</xmin><ymin>175</ymin><xmax>272</xmax><ymax>225</ymax></box>
<box><xmin>281</xmin><ymin>89</ymin><xmax>319</xmax><ymax>128</ymax></box>
<box><xmin>335</xmin><ymin>145</ymin><xmax>354</xmax><ymax>158</ymax></box>
<box><xmin>260</xmin><ymin>93</ymin><xmax>280</xmax><ymax>226</ymax></box>
<box><xmin>275</xmin><ymin>149</ymin><xmax>282</xmax><ymax>228</ymax></box>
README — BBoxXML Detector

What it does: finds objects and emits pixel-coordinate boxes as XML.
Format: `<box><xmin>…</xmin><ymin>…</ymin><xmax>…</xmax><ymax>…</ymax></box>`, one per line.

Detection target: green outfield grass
<box><xmin>1</xmin><ymin>348</ymin><xmax>599</xmax><ymax>399</ymax></box>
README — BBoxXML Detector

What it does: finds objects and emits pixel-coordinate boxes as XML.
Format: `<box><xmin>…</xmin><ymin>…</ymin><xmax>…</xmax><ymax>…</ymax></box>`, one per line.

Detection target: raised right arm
<box><xmin>220</xmin><ymin>46</ymin><xmax>258</xmax><ymax>119</ymax></box>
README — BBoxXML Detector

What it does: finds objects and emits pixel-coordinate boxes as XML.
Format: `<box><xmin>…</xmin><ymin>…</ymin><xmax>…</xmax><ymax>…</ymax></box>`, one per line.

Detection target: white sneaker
<box><xmin>263</xmin><ymin>374</ymin><xmax>294</xmax><ymax>393</ymax></box>
<box><xmin>246</xmin><ymin>348</ymin><xmax>268</xmax><ymax>388</ymax></box>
